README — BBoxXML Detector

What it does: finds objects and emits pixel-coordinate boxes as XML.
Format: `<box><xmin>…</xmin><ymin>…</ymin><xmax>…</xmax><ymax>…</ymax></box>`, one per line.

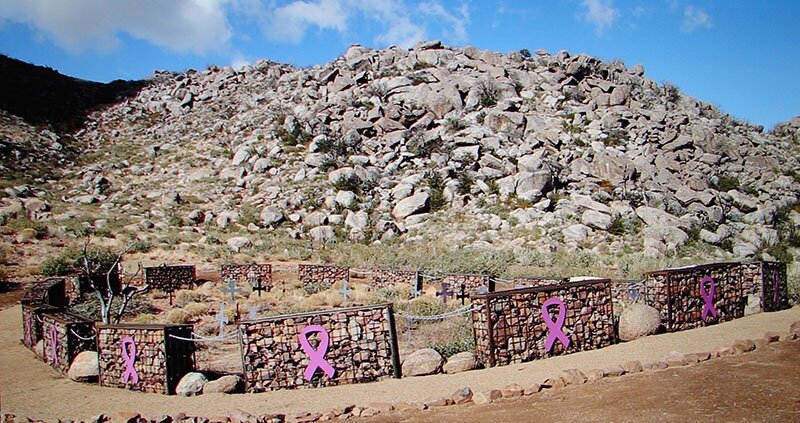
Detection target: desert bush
<box><xmin>40</xmin><ymin>246</ymin><xmax>117</xmax><ymax>277</ymax></box>
<box><xmin>173</xmin><ymin>289</ymin><xmax>208</xmax><ymax>307</ymax></box>
<box><xmin>69</xmin><ymin>293</ymin><xmax>154</xmax><ymax>322</ymax></box>
<box><xmin>183</xmin><ymin>302</ymin><xmax>211</xmax><ymax>317</ymax></box>
<box><xmin>445</xmin><ymin>117</ymin><xmax>467</xmax><ymax>133</ymax></box>
<box><xmin>476</xmin><ymin>79</ymin><xmax>500</xmax><ymax>108</ymax></box>
<box><xmin>165</xmin><ymin>308</ymin><xmax>192</xmax><ymax>324</ymax></box>
<box><xmin>375</xmin><ymin>287</ymin><xmax>401</xmax><ymax>303</ymax></box>
<box><xmin>303</xmin><ymin>282</ymin><xmax>328</xmax><ymax>295</ymax></box>
<box><xmin>130</xmin><ymin>314</ymin><xmax>157</xmax><ymax>324</ymax></box>
<box><xmin>424</xmin><ymin>171</ymin><xmax>446</xmax><ymax>212</ymax></box>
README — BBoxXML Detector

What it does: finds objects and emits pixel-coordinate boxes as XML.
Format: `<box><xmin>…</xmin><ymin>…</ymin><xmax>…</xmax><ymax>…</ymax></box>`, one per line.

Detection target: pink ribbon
<box><xmin>542</xmin><ymin>297</ymin><xmax>570</xmax><ymax>352</ymax></box>
<box><xmin>298</xmin><ymin>325</ymin><xmax>335</xmax><ymax>381</ymax></box>
<box><xmin>700</xmin><ymin>276</ymin><xmax>718</xmax><ymax>320</ymax></box>
<box><xmin>48</xmin><ymin>325</ymin><xmax>58</xmax><ymax>365</ymax></box>
<box><xmin>120</xmin><ymin>336</ymin><xmax>139</xmax><ymax>385</ymax></box>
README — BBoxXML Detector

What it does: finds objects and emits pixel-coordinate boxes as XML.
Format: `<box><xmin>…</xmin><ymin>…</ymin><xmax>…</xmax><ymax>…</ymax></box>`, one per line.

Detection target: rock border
<box><xmin>6</xmin><ymin>321</ymin><xmax>798</xmax><ymax>423</ymax></box>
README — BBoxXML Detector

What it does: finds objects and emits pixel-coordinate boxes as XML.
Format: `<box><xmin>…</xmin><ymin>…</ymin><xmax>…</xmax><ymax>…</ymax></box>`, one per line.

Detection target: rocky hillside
<box><xmin>2</xmin><ymin>41</ymin><xmax>799</xmax><ymax>264</ymax></box>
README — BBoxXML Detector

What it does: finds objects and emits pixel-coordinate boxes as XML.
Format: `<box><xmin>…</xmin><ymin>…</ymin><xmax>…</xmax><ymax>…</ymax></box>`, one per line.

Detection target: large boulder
<box><xmin>176</xmin><ymin>372</ymin><xmax>208</xmax><ymax>396</ymax></box>
<box><xmin>392</xmin><ymin>192</ymin><xmax>429</xmax><ymax>219</ymax></box>
<box><xmin>68</xmin><ymin>351</ymin><xmax>99</xmax><ymax>382</ymax></box>
<box><xmin>443</xmin><ymin>351</ymin><xmax>478</xmax><ymax>374</ymax></box>
<box><xmin>618</xmin><ymin>303</ymin><xmax>661</xmax><ymax>341</ymax></box>
<box><xmin>402</xmin><ymin>348</ymin><xmax>443</xmax><ymax>377</ymax></box>
<box><xmin>203</xmin><ymin>375</ymin><xmax>243</xmax><ymax>394</ymax></box>
<box><xmin>226</xmin><ymin>236</ymin><xmax>251</xmax><ymax>252</ymax></box>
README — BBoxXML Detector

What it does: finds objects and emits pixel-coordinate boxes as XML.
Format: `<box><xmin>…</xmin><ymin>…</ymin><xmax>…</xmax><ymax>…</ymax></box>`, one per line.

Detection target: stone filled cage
<box><xmin>238</xmin><ymin>303</ymin><xmax>401</xmax><ymax>392</ymax></box>
<box><xmin>471</xmin><ymin>279</ymin><xmax>616</xmax><ymax>368</ymax></box>
<box><xmin>21</xmin><ymin>303</ymin><xmax>59</xmax><ymax>350</ymax></box>
<box><xmin>40</xmin><ymin>310</ymin><xmax>96</xmax><ymax>373</ymax></box>
<box><xmin>21</xmin><ymin>278</ymin><xmax>69</xmax><ymax>308</ymax></box>
<box><xmin>441</xmin><ymin>273</ymin><xmax>495</xmax><ymax>301</ymax></box>
<box><xmin>144</xmin><ymin>265</ymin><xmax>196</xmax><ymax>303</ymax></box>
<box><xmin>220</xmin><ymin>264</ymin><xmax>273</xmax><ymax>291</ymax></box>
<box><xmin>644</xmin><ymin>262</ymin><xmax>745</xmax><ymax>332</ymax></box>
<box><xmin>97</xmin><ymin>324</ymin><xmax>195</xmax><ymax>395</ymax></box>
<box><xmin>741</xmin><ymin>261</ymin><xmax>789</xmax><ymax>312</ymax></box>
<box><xmin>297</xmin><ymin>264</ymin><xmax>350</xmax><ymax>290</ymax></box>
<box><xmin>370</xmin><ymin>269</ymin><xmax>422</xmax><ymax>292</ymax></box>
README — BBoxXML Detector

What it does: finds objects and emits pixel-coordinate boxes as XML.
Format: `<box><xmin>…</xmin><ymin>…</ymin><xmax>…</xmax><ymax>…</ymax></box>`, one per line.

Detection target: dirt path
<box><xmin>379</xmin><ymin>340</ymin><xmax>800</xmax><ymax>423</ymax></box>
<box><xmin>1</xmin><ymin>305</ymin><xmax>799</xmax><ymax>420</ymax></box>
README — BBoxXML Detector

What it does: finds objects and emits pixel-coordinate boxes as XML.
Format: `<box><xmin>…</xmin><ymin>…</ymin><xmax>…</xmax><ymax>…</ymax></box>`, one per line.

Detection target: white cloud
<box><xmin>0</xmin><ymin>0</ymin><xmax>232</xmax><ymax>54</ymax></box>
<box><xmin>681</xmin><ymin>5</ymin><xmax>711</xmax><ymax>32</ymax></box>
<box><xmin>265</xmin><ymin>0</ymin><xmax>348</xmax><ymax>43</ymax></box>
<box><xmin>580</xmin><ymin>0</ymin><xmax>619</xmax><ymax>35</ymax></box>
<box><xmin>251</xmin><ymin>0</ymin><xmax>467</xmax><ymax>48</ymax></box>
<box><xmin>418</xmin><ymin>1</ymin><xmax>470</xmax><ymax>43</ymax></box>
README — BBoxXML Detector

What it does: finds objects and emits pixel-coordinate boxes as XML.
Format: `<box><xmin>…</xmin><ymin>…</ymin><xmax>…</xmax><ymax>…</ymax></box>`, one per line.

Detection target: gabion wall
<box><xmin>97</xmin><ymin>324</ymin><xmax>195</xmax><ymax>395</ymax></box>
<box><xmin>40</xmin><ymin>310</ymin><xmax>96</xmax><ymax>373</ymax></box>
<box><xmin>297</xmin><ymin>264</ymin><xmax>349</xmax><ymax>289</ymax></box>
<box><xmin>238</xmin><ymin>304</ymin><xmax>400</xmax><ymax>392</ymax></box>
<box><xmin>471</xmin><ymin>280</ymin><xmax>615</xmax><ymax>368</ymax></box>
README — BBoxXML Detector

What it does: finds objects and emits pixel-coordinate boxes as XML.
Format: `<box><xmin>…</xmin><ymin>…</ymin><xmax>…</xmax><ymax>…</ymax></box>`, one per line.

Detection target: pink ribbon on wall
<box><xmin>120</xmin><ymin>336</ymin><xmax>139</xmax><ymax>385</ymax></box>
<box><xmin>298</xmin><ymin>325</ymin><xmax>335</xmax><ymax>381</ymax></box>
<box><xmin>542</xmin><ymin>297</ymin><xmax>571</xmax><ymax>352</ymax></box>
<box><xmin>700</xmin><ymin>276</ymin><xmax>719</xmax><ymax>320</ymax></box>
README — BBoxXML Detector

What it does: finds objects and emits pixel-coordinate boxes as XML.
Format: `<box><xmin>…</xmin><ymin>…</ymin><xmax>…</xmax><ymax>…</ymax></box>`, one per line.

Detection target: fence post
<box><xmin>386</xmin><ymin>304</ymin><xmax>402</xmax><ymax>379</ymax></box>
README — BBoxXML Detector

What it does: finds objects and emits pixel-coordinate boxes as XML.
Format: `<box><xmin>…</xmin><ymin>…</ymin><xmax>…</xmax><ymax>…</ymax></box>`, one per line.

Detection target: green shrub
<box><xmin>69</xmin><ymin>292</ymin><xmax>154</xmax><ymax>322</ymax></box>
<box><xmin>375</xmin><ymin>287</ymin><xmax>400</xmax><ymax>303</ymax></box>
<box><xmin>424</xmin><ymin>171</ymin><xmax>446</xmax><ymax>212</ymax></box>
<box><xmin>477</xmin><ymin>80</ymin><xmax>500</xmax><ymax>108</ymax></box>
<box><xmin>40</xmin><ymin>246</ymin><xmax>118</xmax><ymax>277</ymax></box>
<box><xmin>332</xmin><ymin>174</ymin><xmax>361</xmax><ymax>193</ymax></box>
<box><xmin>303</xmin><ymin>282</ymin><xmax>328</xmax><ymax>295</ymax></box>
<box><xmin>711</xmin><ymin>175</ymin><xmax>740</xmax><ymax>192</ymax></box>
<box><xmin>445</xmin><ymin>117</ymin><xmax>467</xmax><ymax>133</ymax></box>
<box><xmin>456</xmin><ymin>172</ymin><xmax>474</xmax><ymax>195</ymax></box>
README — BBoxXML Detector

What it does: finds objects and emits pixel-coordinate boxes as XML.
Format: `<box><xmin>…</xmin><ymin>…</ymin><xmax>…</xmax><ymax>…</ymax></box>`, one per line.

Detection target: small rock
<box><xmin>686</xmin><ymin>352</ymin><xmax>711</xmax><ymax>362</ymax></box>
<box><xmin>712</xmin><ymin>345</ymin><xmax>735</xmax><ymax>357</ymax></box>
<box><xmin>203</xmin><ymin>375</ymin><xmax>243</xmax><ymax>394</ymax></box>
<box><xmin>109</xmin><ymin>411</ymin><xmax>141</xmax><ymax>423</ymax></box>
<box><xmin>733</xmin><ymin>339</ymin><xmax>756</xmax><ymax>354</ymax></box>
<box><xmin>176</xmin><ymin>372</ymin><xmax>208</xmax><ymax>396</ymax></box>
<box><xmin>227</xmin><ymin>408</ymin><xmax>254</xmax><ymax>423</ymax></box>
<box><xmin>308</xmin><ymin>225</ymin><xmax>336</xmax><ymax>242</ymax></box>
<box><xmin>523</xmin><ymin>384</ymin><xmax>542</xmax><ymax>395</ymax></box>
<box><xmin>621</xmin><ymin>360</ymin><xmax>643</xmax><ymax>374</ymax></box>
<box><xmin>473</xmin><ymin>389</ymin><xmax>501</xmax><ymax>405</ymax></box>
<box><xmin>226</xmin><ymin>236</ymin><xmax>251</xmax><ymax>252</ymax></box>
<box><xmin>451</xmin><ymin>387</ymin><xmax>473</xmax><ymax>404</ymax></box>
<box><xmin>642</xmin><ymin>361</ymin><xmax>668</xmax><ymax>371</ymax></box>
<box><xmin>763</xmin><ymin>332</ymin><xmax>781</xmax><ymax>343</ymax></box>
<box><xmin>443</xmin><ymin>351</ymin><xmax>478</xmax><ymax>374</ymax></box>
<box><xmin>392</xmin><ymin>192</ymin><xmax>430</xmax><ymax>219</ymax></box>
<box><xmin>424</xmin><ymin>398</ymin><xmax>453</xmax><ymax>407</ymax></box>
<box><xmin>562</xmin><ymin>369</ymin><xmax>587</xmax><ymax>385</ymax></box>
<box><xmin>500</xmin><ymin>383</ymin><xmax>524</xmax><ymax>397</ymax></box>
<box><xmin>663</xmin><ymin>351</ymin><xmax>688</xmax><ymax>367</ymax></box>
<box><xmin>585</xmin><ymin>368</ymin><xmax>605</xmax><ymax>381</ymax></box>
<box><xmin>604</xmin><ymin>366</ymin><xmax>626</xmax><ymax>377</ymax></box>
<box><xmin>67</xmin><ymin>351</ymin><xmax>99</xmax><ymax>382</ymax></box>
<box><xmin>618</xmin><ymin>303</ymin><xmax>661</xmax><ymax>341</ymax></box>
<box><xmin>402</xmin><ymin>348</ymin><xmax>443</xmax><ymax>376</ymax></box>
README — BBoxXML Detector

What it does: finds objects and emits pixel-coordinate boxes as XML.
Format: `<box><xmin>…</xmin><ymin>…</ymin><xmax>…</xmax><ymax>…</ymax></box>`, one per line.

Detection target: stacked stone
<box><xmin>609</xmin><ymin>279</ymin><xmax>648</xmax><ymax>310</ymax></box>
<box><xmin>21</xmin><ymin>278</ymin><xmax>69</xmax><ymax>307</ymax></box>
<box><xmin>646</xmin><ymin>263</ymin><xmax>744</xmax><ymax>332</ymax></box>
<box><xmin>144</xmin><ymin>265</ymin><xmax>196</xmax><ymax>293</ymax></box>
<box><xmin>40</xmin><ymin>311</ymin><xmax>95</xmax><ymax>373</ymax></box>
<box><xmin>97</xmin><ymin>324</ymin><xmax>195</xmax><ymax>395</ymax></box>
<box><xmin>738</xmin><ymin>262</ymin><xmax>762</xmax><ymax>296</ymax></box>
<box><xmin>21</xmin><ymin>303</ymin><xmax>58</xmax><ymax>350</ymax></box>
<box><xmin>371</xmin><ymin>269</ymin><xmax>421</xmax><ymax>291</ymax></box>
<box><xmin>239</xmin><ymin>304</ymin><xmax>399</xmax><ymax>392</ymax></box>
<box><xmin>511</xmin><ymin>277</ymin><xmax>564</xmax><ymax>288</ymax></box>
<box><xmin>471</xmin><ymin>280</ymin><xmax>615</xmax><ymax>368</ymax></box>
<box><xmin>442</xmin><ymin>274</ymin><xmax>494</xmax><ymax>296</ymax></box>
<box><xmin>297</xmin><ymin>264</ymin><xmax>349</xmax><ymax>289</ymax></box>
<box><xmin>221</xmin><ymin>264</ymin><xmax>273</xmax><ymax>289</ymax></box>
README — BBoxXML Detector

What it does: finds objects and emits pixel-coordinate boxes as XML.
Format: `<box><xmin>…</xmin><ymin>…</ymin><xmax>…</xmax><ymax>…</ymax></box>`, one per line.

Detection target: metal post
<box><xmin>385</xmin><ymin>304</ymin><xmax>402</xmax><ymax>379</ymax></box>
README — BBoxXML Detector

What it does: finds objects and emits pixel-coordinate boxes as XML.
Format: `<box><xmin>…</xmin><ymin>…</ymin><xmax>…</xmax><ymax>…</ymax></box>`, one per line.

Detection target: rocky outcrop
<box><xmin>1</xmin><ymin>43</ymin><xmax>798</xmax><ymax>261</ymax></box>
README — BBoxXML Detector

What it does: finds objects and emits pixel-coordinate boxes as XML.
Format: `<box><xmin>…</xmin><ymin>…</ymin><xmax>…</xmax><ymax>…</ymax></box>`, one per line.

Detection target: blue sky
<box><xmin>0</xmin><ymin>1</ymin><xmax>798</xmax><ymax>129</ymax></box>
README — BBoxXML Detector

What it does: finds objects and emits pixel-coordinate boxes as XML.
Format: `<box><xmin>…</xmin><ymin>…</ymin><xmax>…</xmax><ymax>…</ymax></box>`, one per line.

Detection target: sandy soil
<box><xmin>376</xmin><ymin>340</ymin><xmax>800</xmax><ymax>423</ymax></box>
<box><xmin>1</xmin><ymin>303</ymin><xmax>799</xmax><ymax>420</ymax></box>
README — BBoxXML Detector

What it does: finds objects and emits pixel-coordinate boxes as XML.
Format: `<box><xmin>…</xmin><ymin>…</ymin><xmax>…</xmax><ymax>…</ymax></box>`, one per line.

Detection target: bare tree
<box><xmin>80</xmin><ymin>237</ymin><xmax>149</xmax><ymax>324</ymax></box>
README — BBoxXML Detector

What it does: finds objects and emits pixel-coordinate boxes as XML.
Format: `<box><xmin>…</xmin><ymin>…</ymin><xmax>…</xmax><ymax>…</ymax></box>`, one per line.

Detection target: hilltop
<box><xmin>1</xmin><ymin>41</ymin><xmax>799</xmax><ymax>278</ymax></box>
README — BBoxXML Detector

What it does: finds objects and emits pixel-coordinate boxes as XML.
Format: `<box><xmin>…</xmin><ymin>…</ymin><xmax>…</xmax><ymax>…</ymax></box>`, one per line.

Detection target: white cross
<box><xmin>222</xmin><ymin>278</ymin><xmax>243</xmax><ymax>301</ymax></box>
<box><xmin>215</xmin><ymin>303</ymin><xmax>229</xmax><ymax>336</ymax></box>
<box><xmin>340</xmin><ymin>280</ymin><xmax>352</xmax><ymax>304</ymax></box>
